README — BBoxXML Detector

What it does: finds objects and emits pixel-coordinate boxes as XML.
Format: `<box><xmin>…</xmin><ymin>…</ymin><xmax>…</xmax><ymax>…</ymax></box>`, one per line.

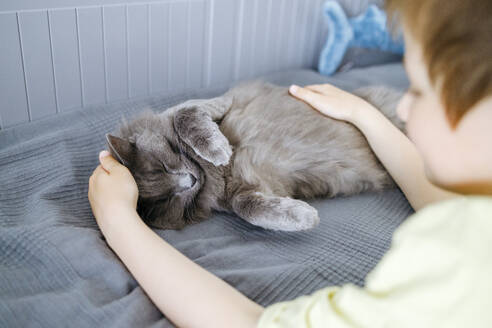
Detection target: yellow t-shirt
<box><xmin>258</xmin><ymin>196</ymin><xmax>492</xmax><ymax>328</ymax></box>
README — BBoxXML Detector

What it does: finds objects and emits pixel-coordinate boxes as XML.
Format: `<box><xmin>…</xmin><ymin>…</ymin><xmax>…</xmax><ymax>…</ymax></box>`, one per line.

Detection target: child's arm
<box><xmin>105</xmin><ymin>209</ymin><xmax>263</xmax><ymax>328</ymax></box>
<box><xmin>289</xmin><ymin>84</ymin><xmax>459</xmax><ymax>211</ymax></box>
<box><xmin>88</xmin><ymin>152</ymin><xmax>263</xmax><ymax>328</ymax></box>
<box><xmin>352</xmin><ymin>101</ymin><xmax>458</xmax><ymax>210</ymax></box>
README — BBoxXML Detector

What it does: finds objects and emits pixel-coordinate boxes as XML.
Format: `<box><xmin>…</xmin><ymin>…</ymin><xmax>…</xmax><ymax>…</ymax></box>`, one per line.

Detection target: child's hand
<box><xmin>289</xmin><ymin>84</ymin><xmax>377</xmax><ymax>123</ymax></box>
<box><xmin>88</xmin><ymin>150</ymin><xmax>140</xmax><ymax>235</ymax></box>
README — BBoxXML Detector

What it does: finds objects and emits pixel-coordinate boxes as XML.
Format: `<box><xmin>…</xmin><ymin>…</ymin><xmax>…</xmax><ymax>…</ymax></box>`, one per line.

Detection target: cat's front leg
<box><xmin>231</xmin><ymin>191</ymin><xmax>320</xmax><ymax>231</ymax></box>
<box><xmin>174</xmin><ymin>106</ymin><xmax>232</xmax><ymax>166</ymax></box>
<box><xmin>169</xmin><ymin>95</ymin><xmax>233</xmax><ymax>120</ymax></box>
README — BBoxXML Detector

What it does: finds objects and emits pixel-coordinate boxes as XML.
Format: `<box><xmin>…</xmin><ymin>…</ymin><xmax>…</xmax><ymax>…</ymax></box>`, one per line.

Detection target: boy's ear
<box><xmin>105</xmin><ymin>134</ymin><xmax>135</xmax><ymax>166</ymax></box>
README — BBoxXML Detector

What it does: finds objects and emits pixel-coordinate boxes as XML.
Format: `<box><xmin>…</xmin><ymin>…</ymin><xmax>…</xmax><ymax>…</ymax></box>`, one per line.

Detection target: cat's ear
<box><xmin>106</xmin><ymin>134</ymin><xmax>135</xmax><ymax>167</ymax></box>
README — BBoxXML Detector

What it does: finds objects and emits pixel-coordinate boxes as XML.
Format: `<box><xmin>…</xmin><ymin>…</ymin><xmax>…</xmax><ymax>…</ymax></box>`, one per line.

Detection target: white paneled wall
<box><xmin>0</xmin><ymin>0</ymin><xmax>328</xmax><ymax>129</ymax></box>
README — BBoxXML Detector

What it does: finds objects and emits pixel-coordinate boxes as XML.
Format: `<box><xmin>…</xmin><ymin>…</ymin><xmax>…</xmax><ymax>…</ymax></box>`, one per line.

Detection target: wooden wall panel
<box><xmin>17</xmin><ymin>10</ymin><xmax>57</xmax><ymax>119</ymax></box>
<box><xmin>0</xmin><ymin>0</ymin><xmax>328</xmax><ymax>129</ymax></box>
<box><xmin>50</xmin><ymin>8</ymin><xmax>83</xmax><ymax>112</ymax></box>
<box><xmin>103</xmin><ymin>5</ymin><xmax>129</xmax><ymax>102</ymax></box>
<box><xmin>0</xmin><ymin>12</ymin><xmax>30</xmax><ymax>128</ymax></box>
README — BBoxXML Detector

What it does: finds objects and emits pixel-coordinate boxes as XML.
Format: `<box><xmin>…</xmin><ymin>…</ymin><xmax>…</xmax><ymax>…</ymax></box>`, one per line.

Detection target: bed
<box><xmin>0</xmin><ymin>0</ymin><xmax>413</xmax><ymax>327</ymax></box>
<box><xmin>0</xmin><ymin>63</ymin><xmax>412</xmax><ymax>327</ymax></box>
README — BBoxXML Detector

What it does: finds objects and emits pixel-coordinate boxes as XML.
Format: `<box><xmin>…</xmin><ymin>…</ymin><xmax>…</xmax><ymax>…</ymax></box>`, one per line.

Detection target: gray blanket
<box><xmin>0</xmin><ymin>65</ymin><xmax>413</xmax><ymax>327</ymax></box>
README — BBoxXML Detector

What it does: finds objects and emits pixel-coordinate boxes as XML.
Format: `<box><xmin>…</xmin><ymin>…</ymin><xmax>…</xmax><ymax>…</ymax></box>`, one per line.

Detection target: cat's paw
<box><xmin>206</xmin><ymin>131</ymin><xmax>233</xmax><ymax>166</ymax></box>
<box><xmin>174</xmin><ymin>106</ymin><xmax>232</xmax><ymax>166</ymax></box>
<box><xmin>278</xmin><ymin>199</ymin><xmax>320</xmax><ymax>231</ymax></box>
<box><xmin>248</xmin><ymin>197</ymin><xmax>320</xmax><ymax>232</ymax></box>
<box><xmin>187</xmin><ymin>126</ymin><xmax>232</xmax><ymax>166</ymax></box>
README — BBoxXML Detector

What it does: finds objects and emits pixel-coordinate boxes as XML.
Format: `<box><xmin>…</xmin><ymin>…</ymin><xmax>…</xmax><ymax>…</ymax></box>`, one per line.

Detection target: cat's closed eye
<box><xmin>142</xmin><ymin>159</ymin><xmax>170</xmax><ymax>176</ymax></box>
<box><xmin>158</xmin><ymin>159</ymin><xmax>185</xmax><ymax>176</ymax></box>
<box><xmin>150</xmin><ymin>167</ymin><xmax>166</xmax><ymax>175</ymax></box>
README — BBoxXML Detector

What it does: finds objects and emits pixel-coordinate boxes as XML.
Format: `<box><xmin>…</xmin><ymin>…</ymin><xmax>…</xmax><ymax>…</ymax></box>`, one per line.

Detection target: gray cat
<box><xmin>106</xmin><ymin>81</ymin><xmax>403</xmax><ymax>231</ymax></box>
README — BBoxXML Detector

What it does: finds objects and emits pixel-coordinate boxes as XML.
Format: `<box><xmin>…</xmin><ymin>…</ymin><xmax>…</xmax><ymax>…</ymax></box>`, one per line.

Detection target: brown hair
<box><xmin>386</xmin><ymin>0</ymin><xmax>492</xmax><ymax>128</ymax></box>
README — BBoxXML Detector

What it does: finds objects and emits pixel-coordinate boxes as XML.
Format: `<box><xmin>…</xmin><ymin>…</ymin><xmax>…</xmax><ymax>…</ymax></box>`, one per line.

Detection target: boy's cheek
<box><xmin>404</xmin><ymin>104</ymin><xmax>435</xmax><ymax>169</ymax></box>
<box><xmin>402</xmin><ymin>104</ymin><xmax>420</xmax><ymax>146</ymax></box>
<box><xmin>405</xmin><ymin>99</ymin><xmax>455</xmax><ymax>186</ymax></box>
<box><xmin>396</xmin><ymin>93</ymin><xmax>412</xmax><ymax>122</ymax></box>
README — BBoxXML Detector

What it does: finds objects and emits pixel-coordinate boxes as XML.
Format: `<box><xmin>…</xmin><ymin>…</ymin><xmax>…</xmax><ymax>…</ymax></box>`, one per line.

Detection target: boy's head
<box><xmin>386</xmin><ymin>0</ymin><xmax>492</xmax><ymax>194</ymax></box>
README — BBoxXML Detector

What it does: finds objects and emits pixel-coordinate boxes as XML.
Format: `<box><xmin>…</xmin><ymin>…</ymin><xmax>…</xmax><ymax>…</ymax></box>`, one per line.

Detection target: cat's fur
<box><xmin>107</xmin><ymin>81</ymin><xmax>404</xmax><ymax>231</ymax></box>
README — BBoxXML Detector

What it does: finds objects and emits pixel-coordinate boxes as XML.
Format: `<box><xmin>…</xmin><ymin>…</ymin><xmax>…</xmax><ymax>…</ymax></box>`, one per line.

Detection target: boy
<box><xmin>88</xmin><ymin>0</ymin><xmax>492</xmax><ymax>326</ymax></box>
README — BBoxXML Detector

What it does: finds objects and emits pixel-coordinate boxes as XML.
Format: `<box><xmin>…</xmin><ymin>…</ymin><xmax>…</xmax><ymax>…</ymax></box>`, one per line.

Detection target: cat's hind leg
<box><xmin>231</xmin><ymin>190</ymin><xmax>320</xmax><ymax>231</ymax></box>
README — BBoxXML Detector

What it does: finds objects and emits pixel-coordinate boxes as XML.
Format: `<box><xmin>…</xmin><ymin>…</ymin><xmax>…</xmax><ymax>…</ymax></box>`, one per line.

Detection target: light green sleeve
<box><xmin>258</xmin><ymin>197</ymin><xmax>492</xmax><ymax>328</ymax></box>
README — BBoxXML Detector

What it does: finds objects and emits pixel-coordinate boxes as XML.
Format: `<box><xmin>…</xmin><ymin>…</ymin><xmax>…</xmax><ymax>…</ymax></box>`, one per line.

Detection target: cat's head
<box><xmin>106</xmin><ymin>111</ymin><xmax>206</xmax><ymax>230</ymax></box>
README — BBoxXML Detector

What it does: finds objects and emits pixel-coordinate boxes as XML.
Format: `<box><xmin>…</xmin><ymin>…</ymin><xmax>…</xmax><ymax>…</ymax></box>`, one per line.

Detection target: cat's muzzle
<box><xmin>177</xmin><ymin>173</ymin><xmax>197</xmax><ymax>191</ymax></box>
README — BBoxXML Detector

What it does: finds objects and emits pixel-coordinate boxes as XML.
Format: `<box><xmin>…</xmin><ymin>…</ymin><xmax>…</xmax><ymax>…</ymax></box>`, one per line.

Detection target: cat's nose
<box><xmin>190</xmin><ymin>174</ymin><xmax>197</xmax><ymax>187</ymax></box>
<box><xmin>178</xmin><ymin>173</ymin><xmax>197</xmax><ymax>189</ymax></box>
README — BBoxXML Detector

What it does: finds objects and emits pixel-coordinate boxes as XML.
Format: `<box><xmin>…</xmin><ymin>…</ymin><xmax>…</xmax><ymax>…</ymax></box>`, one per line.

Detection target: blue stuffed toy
<box><xmin>318</xmin><ymin>1</ymin><xmax>405</xmax><ymax>76</ymax></box>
